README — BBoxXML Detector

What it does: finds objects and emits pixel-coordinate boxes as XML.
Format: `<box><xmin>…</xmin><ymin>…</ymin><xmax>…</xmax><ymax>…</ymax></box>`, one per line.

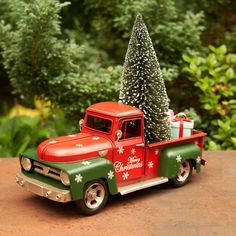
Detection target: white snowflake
<box><xmin>107</xmin><ymin>170</ymin><xmax>114</xmax><ymax>180</ymax></box>
<box><xmin>196</xmin><ymin>156</ymin><xmax>201</xmax><ymax>164</ymax></box>
<box><xmin>122</xmin><ymin>172</ymin><xmax>129</xmax><ymax>180</ymax></box>
<box><xmin>148</xmin><ymin>161</ymin><xmax>154</xmax><ymax>169</ymax></box>
<box><xmin>76</xmin><ymin>143</ymin><xmax>83</xmax><ymax>147</ymax></box>
<box><xmin>92</xmin><ymin>136</ymin><xmax>100</xmax><ymax>141</ymax></box>
<box><xmin>75</xmin><ymin>174</ymin><xmax>83</xmax><ymax>183</ymax></box>
<box><xmin>117</xmin><ymin>146</ymin><xmax>124</xmax><ymax>154</ymax></box>
<box><xmin>131</xmin><ymin>148</ymin><xmax>136</xmax><ymax>155</ymax></box>
<box><xmin>176</xmin><ymin>155</ymin><xmax>182</xmax><ymax>163</ymax></box>
<box><xmin>99</xmin><ymin>150</ymin><xmax>108</xmax><ymax>157</ymax></box>
<box><xmin>49</xmin><ymin>140</ymin><xmax>58</xmax><ymax>144</ymax></box>
<box><xmin>82</xmin><ymin>161</ymin><xmax>91</xmax><ymax>166</ymax></box>
<box><xmin>155</xmin><ymin>149</ymin><xmax>159</xmax><ymax>155</ymax></box>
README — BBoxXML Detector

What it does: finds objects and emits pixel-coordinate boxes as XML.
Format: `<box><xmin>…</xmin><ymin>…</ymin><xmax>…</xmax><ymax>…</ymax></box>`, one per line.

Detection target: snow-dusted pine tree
<box><xmin>119</xmin><ymin>14</ymin><xmax>170</xmax><ymax>143</ymax></box>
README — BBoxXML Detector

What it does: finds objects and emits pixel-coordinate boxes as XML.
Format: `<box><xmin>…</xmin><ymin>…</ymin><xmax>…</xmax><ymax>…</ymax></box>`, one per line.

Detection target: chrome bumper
<box><xmin>16</xmin><ymin>172</ymin><xmax>71</xmax><ymax>203</ymax></box>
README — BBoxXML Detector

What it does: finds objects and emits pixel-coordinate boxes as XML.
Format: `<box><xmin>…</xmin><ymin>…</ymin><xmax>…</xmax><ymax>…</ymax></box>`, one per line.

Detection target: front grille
<box><xmin>33</xmin><ymin>161</ymin><xmax>61</xmax><ymax>182</ymax></box>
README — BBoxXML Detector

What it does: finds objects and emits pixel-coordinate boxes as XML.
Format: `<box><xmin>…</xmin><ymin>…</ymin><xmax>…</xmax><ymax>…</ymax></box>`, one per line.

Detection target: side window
<box><xmin>120</xmin><ymin>119</ymin><xmax>141</xmax><ymax>140</ymax></box>
<box><xmin>86</xmin><ymin>115</ymin><xmax>112</xmax><ymax>133</ymax></box>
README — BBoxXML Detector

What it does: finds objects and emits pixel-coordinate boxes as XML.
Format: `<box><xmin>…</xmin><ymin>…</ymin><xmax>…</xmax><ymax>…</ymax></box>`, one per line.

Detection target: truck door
<box><xmin>113</xmin><ymin>118</ymin><xmax>145</xmax><ymax>183</ymax></box>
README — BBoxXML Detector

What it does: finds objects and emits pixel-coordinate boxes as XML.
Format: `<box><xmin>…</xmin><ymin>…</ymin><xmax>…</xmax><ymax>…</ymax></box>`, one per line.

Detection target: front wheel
<box><xmin>76</xmin><ymin>179</ymin><xmax>108</xmax><ymax>216</ymax></box>
<box><xmin>170</xmin><ymin>160</ymin><xmax>193</xmax><ymax>187</ymax></box>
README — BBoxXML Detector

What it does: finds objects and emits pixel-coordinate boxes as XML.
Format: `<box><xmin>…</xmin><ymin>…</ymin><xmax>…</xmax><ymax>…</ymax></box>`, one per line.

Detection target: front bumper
<box><xmin>16</xmin><ymin>172</ymin><xmax>72</xmax><ymax>203</ymax></box>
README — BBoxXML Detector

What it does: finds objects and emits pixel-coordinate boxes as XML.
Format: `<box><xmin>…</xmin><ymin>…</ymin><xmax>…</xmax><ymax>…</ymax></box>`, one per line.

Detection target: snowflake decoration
<box><xmin>99</xmin><ymin>150</ymin><xmax>108</xmax><ymax>157</ymax></box>
<box><xmin>196</xmin><ymin>156</ymin><xmax>201</xmax><ymax>164</ymax></box>
<box><xmin>122</xmin><ymin>172</ymin><xmax>129</xmax><ymax>180</ymax></box>
<box><xmin>49</xmin><ymin>140</ymin><xmax>58</xmax><ymax>144</ymax></box>
<box><xmin>107</xmin><ymin>170</ymin><xmax>114</xmax><ymax>180</ymax></box>
<box><xmin>76</xmin><ymin>143</ymin><xmax>83</xmax><ymax>148</ymax></box>
<box><xmin>68</xmin><ymin>134</ymin><xmax>76</xmax><ymax>137</ymax></box>
<box><xmin>82</xmin><ymin>161</ymin><xmax>91</xmax><ymax>166</ymax></box>
<box><xmin>131</xmin><ymin>148</ymin><xmax>136</xmax><ymax>155</ymax></box>
<box><xmin>148</xmin><ymin>161</ymin><xmax>154</xmax><ymax>169</ymax></box>
<box><xmin>75</xmin><ymin>174</ymin><xmax>83</xmax><ymax>183</ymax></box>
<box><xmin>176</xmin><ymin>155</ymin><xmax>182</xmax><ymax>163</ymax></box>
<box><xmin>92</xmin><ymin>136</ymin><xmax>100</xmax><ymax>141</ymax></box>
<box><xmin>117</xmin><ymin>146</ymin><xmax>124</xmax><ymax>154</ymax></box>
<box><xmin>155</xmin><ymin>149</ymin><xmax>159</xmax><ymax>155</ymax></box>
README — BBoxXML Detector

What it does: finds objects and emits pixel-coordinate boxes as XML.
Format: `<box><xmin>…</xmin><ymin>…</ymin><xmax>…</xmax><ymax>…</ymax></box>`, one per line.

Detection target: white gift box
<box><xmin>171</xmin><ymin>113</ymin><xmax>194</xmax><ymax>139</ymax></box>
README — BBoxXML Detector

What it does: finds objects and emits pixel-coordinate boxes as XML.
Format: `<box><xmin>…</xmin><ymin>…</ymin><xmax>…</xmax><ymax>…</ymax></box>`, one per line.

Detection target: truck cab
<box><xmin>84</xmin><ymin>102</ymin><xmax>145</xmax><ymax>183</ymax></box>
<box><xmin>16</xmin><ymin>101</ymin><xmax>206</xmax><ymax>215</ymax></box>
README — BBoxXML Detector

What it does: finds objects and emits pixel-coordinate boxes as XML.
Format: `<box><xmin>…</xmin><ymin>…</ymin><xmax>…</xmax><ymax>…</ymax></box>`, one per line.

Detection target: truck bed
<box><xmin>148</xmin><ymin>130</ymin><xmax>207</xmax><ymax>149</ymax></box>
<box><xmin>144</xmin><ymin>130</ymin><xmax>207</xmax><ymax>178</ymax></box>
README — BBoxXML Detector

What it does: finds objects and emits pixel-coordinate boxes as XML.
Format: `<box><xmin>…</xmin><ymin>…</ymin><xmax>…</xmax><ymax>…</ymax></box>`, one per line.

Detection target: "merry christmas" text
<box><xmin>114</xmin><ymin>156</ymin><xmax>143</xmax><ymax>173</ymax></box>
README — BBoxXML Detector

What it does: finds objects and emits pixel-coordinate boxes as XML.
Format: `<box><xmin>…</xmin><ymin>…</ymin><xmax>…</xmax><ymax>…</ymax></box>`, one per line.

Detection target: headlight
<box><xmin>21</xmin><ymin>157</ymin><xmax>32</xmax><ymax>171</ymax></box>
<box><xmin>60</xmin><ymin>171</ymin><xmax>70</xmax><ymax>186</ymax></box>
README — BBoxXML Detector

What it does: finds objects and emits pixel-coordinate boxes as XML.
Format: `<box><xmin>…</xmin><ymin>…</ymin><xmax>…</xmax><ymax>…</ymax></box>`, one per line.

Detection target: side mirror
<box><xmin>116</xmin><ymin>130</ymin><xmax>123</xmax><ymax>141</ymax></box>
<box><xmin>79</xmin><ymin>119</ymin><xmax>84</xmax><ymax>131</ymax></box>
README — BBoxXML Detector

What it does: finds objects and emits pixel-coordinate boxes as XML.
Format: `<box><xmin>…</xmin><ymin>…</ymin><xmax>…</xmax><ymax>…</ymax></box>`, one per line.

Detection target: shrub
<box><xmin>0</xmin><ymin>0</ymin><xmax>122</xmax><ymax>117</ymax></box>
<box><xmin>0</xmin><ymin>109</ymin><xmax>75</xmax><ymax>157</ymax></box>
<box><xmin>183</xmin><ymin>45</ymin><xmax>236</xmax><ymax>149</ymax></box>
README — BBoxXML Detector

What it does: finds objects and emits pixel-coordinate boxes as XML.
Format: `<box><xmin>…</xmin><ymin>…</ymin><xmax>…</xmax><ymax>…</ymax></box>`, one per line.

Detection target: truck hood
<box><xmin>37</xmin><ymin>133</ymin><xmax>113</xmax><ymax>162</ymax></box>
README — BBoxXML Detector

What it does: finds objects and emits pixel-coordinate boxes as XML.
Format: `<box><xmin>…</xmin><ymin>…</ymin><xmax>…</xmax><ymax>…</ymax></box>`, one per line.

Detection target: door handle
<box><xmin>136</xmin><ymin>143</ymin><xmax>145</xmax><ymax>147</ymax></box>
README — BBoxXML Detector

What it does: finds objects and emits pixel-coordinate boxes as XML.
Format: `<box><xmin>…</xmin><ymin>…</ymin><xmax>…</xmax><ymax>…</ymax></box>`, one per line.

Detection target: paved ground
<box><xmin>0</xmin><ymin>151</ymin><xmax>236</xmax><ymax>236</ymax></box>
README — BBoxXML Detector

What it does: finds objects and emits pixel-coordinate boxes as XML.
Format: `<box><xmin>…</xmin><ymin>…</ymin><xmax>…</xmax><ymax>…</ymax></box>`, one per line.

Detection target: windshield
<box><xmin>86</xmin><ymin>115</ymin><xmax>112</xmax><ymax>134</ymax></box>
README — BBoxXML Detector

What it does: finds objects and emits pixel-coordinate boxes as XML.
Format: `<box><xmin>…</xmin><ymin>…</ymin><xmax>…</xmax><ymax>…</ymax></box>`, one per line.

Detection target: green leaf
<box><xmin>182</xmin><ymin>54</ymin><xmax>192</xmax><ymax>63</ymax></box>
<box><xmin>225</xmin><ymin>68</ymin><xmax>234</xmax><ymax>79</ymax></box>
<box><xmin>207</xmin><ymin>140</ymin><xmax>221</xmax><ymax>151</ymax></box>
<box><xmin>209</xmin><ymin>45</ymin><xmax>216</xmax><ymax>53</ymax></box>
<box><xmin>216</xmin><ymin>45</ymin><xmax>227</xmax><ymax>55</ymax></box>
<box><xmin>203</xmin><ymin>104</ymin><xmax>213</xmax><ymax>110</ymax></box>
<box><xmin>206</xmin><ymin>53</ymin><xmax>217</xmax><ymax>67</ymax></box>
<box><xmin>189</xmin><ymin>62</ymin><xmax>199</xmax><ymax>75</ymax></box>
<box><xmin>217</xmin><ymin>119</ymin><xmax>230</xmax><ymax>132</ymax></box>
<box><xmin>231</xmin><ymin>137</ymin><xmax>236</xmax><ymax>147</ymax></box>
<box><xmin>226</xmin><ymin>54</ymin><xmax>236</xmax><ymax>64</ymax></box>
<box><xmin>15</xmin><ymin>135</ymin><xmax>31</xmax><ymax>157</ymax></box>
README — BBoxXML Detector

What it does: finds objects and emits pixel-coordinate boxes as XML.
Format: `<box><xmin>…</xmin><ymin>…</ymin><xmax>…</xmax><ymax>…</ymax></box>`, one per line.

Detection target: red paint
<box><xmin>37</xmin><ymin>133</ymin><xmax>113</xmax><ymax>162</ymax></box>
<box><xmin>148</xmin><ymin>130</ymin><xmax>206</xmax><ymax>148</ymax></box>
<box><xmin>87</xmin><ymin>101</ymin><xmax>143</xmax><ymax>118</ymax></box>
<box><xmin>36</xmin><ymin>101</ymin><xmax>207</xmax><ymax>185</ymax></box>
<box><xmin>145</xmin><ymin>147</ymin><xmax>160</xmax><ymax>177</ymax></box>
<box><xmin>113</xmin><ymin>138</ymin><xmax>145</xmax><ymax>182</ymax></box>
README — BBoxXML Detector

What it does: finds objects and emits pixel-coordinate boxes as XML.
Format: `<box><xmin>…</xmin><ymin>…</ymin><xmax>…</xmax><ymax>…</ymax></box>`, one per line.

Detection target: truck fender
<box><xmin>67</xmin><ymin>157</ymin><xmax>118</xmax><ymax>201</ymax></box>
<box><xmin>159</xmin><ymin>144</ymin><xmax>201</xmax><ymax>179</ymax></box>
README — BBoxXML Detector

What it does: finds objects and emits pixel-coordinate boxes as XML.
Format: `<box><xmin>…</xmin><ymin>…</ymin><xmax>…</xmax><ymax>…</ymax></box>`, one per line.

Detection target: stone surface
<box><xmin>0</xmin><ymin>151</ymin><xmax>236</xmax><ymax>236</ymax></box>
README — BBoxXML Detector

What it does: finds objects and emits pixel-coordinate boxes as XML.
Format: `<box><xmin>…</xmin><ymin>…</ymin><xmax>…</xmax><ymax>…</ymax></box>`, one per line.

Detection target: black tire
<box><xmin>170</xmin><ymin>160</ymin><xmax>193</xmax><ymax>187</ymax></box>
<box><xmin>76</xmin><ymin>179</ymin><xmax>108</xmax><ymax>216</ymax></box>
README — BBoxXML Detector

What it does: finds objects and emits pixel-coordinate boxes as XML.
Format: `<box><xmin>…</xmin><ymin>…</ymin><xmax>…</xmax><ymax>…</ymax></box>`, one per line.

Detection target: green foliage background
<box><xmin>0</xmin><ymin>0</ymin><xmax>235</xmax><ymax>156</ymax></box>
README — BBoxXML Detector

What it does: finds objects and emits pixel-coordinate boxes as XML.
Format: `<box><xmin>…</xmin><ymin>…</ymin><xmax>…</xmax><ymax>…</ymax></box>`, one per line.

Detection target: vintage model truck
<box><xmin>16</xmin><ymin>102</ymin><xmax>206</xmax><ymax>215</ymax></box>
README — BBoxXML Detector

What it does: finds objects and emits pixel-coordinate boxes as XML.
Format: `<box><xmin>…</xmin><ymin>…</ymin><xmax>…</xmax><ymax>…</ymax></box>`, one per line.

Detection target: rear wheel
<box><xmin>76</xmin><ymin>179</ymin><xmax>108</xmax><ymax>216</ymax></box>
<box><xmin>170</xmin><ymin>160</ymin><xmax>193</xmax><ymax>187</ymax></box>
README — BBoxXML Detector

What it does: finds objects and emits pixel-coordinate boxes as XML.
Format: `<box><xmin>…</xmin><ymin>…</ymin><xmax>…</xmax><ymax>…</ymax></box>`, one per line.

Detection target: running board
<box><xmin>118</xmin><ymin>177</ymin><xmax>169</xmax><ymax>195</ymax></box>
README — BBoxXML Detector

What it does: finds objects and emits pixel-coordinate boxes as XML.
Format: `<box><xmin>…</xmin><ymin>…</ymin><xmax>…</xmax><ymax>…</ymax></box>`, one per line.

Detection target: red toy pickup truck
<box><xmin>16</xmin><ymin>101</ymin><xmax>206</xmax><ymax>215</ymax></box>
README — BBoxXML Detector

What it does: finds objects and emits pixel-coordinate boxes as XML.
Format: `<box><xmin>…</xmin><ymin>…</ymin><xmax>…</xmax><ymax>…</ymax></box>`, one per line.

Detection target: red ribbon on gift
<box><xmin>172</xmin><ymin>113</ymin><xmax>192</xmax><ymax>138</ymax></box>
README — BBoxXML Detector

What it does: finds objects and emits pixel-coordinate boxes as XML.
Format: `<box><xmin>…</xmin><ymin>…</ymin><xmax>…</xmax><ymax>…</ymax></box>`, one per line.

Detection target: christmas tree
<box><xmin>119</xmin><ymin>14</ymin><xmax>170</xmax><ymax>143</ymax></box>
